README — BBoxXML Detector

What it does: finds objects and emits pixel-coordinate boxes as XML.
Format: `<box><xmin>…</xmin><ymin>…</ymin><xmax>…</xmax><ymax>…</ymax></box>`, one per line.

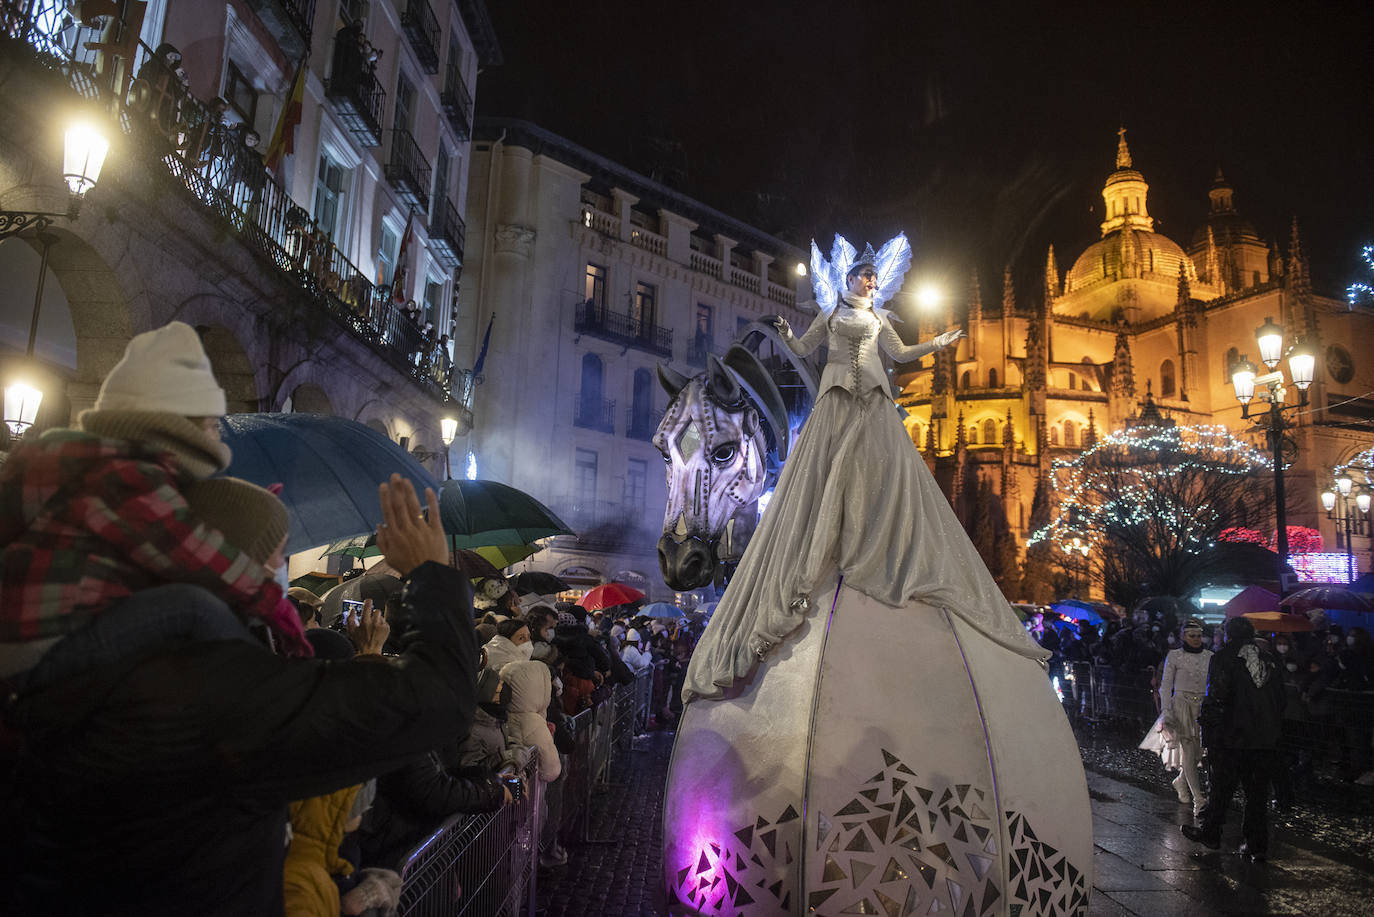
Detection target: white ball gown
<box><xmin>664</xmin><ymin>293</ymin><xmax>1093</xmax><ymax>917</ymax></box>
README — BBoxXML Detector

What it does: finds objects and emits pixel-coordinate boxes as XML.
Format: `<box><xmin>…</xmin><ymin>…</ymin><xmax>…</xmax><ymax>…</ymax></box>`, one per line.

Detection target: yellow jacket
<box><xmin>283</xmin><ymin>784</ymin><xmax>361</xmax><ymax>917</ymax></box>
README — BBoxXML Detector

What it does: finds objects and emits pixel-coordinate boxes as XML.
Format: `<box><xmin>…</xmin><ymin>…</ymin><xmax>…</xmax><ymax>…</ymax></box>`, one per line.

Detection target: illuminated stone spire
<box><xmin>1001</xmin><ymin>263</ymin><xmax>1015</xmax><ymax>316</ymax></box>
<box><xmin>1044</xmin><ymin>245</ymin><xmax>1059</xmax><ymax>305</ymax></box>
<box><xmin>1116</xmin><ymin>126</ymin><xmax>1132</xmax><ymax>168</ymax></box>
<box><xmin>1205</xmin><ymin>226</ymin><xmax>1221</xmax><ymax>291</ymax></box>
<box><xmin>1085</xmin><ymin>410</ymin><xmax>1098</xmax><ymax>449</ymax></box>
<box><xmin>968</xmin><ymin>267</ymin><xmax>983</xmax><ymax>324</ymax></box>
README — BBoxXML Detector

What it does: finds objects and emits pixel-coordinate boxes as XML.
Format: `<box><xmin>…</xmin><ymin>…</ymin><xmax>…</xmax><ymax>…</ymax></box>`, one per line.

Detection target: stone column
<box><xmin>658</xmin><ymin>208</ymin><xmax>697</xmax><ymax>264</ymax></box>
<box><xmin>612</xmin><ymin>187</ymin><xmax>638</xmax><ymax>242</ymax></box>
<box><xmin>752</xmin><ymin>251</ymin><xmax>773</xmax><ymax>290</ymax></box>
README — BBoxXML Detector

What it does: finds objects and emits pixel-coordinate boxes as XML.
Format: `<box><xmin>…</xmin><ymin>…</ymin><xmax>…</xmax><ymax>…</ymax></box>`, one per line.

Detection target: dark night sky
<box><xmin>476</xmin><ymin>0</ymin><xmax>1374</xmax><ymax>304</ymax></box>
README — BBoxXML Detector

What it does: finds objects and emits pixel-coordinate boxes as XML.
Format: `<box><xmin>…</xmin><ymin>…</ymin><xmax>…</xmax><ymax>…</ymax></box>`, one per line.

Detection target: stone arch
<box><xmin>983</xmin><ymin>417</ymin><xmax>998</xmax><ymax>444</ymax></box>
<box><xmin>290</xmin><ymin>383</ymin><xmax>333</xmax><ymax>415</ymax></box>
<box><xmin>271</xmin><ymin>360</ymin><xmax>342</xmax><ymax>414</ymax></box>
<box><xmin>364</xmin><ymin>417</ymin><xmax>392</xmax><ymax>439</ymax></box>
<box><xmin>1159</xmin><ymin>359</ymin><xmax>1176</xmax><ymax>399</ymax></box>
<box><xmin>196</xmin><ymin>324</ymin><xmax>259</xmax><ymax>414</ymax></box>
<box><xmin>0</xmin><ymin>227</ymin><xmax>135</xmax><ymax>421</ymax></box>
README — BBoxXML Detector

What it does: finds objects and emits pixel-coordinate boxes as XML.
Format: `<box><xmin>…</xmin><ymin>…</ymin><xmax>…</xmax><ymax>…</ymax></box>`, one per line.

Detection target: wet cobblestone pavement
<box><xmin>535</xmin><ymin>727</ymin><xmax>1374</xmax><ymax>916</ymax></box>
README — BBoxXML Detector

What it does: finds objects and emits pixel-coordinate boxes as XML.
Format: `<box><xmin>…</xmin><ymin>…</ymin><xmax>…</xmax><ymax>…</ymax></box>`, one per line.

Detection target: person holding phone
<box><xmin>8</xmin><ymin>475</ymin><xmax>480</xmax><ymax>916</ymax></box>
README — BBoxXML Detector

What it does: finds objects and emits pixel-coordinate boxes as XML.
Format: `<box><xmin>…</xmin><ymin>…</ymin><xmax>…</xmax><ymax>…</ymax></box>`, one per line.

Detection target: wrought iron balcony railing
<box><xmin>439</xmin><ymin>57</ymin><xmax>473</xmax><ymax>140</ymax></box>
<box><xmin>244</xmin><ymin>0</ymin><xmax>315</xmax><ymax>57</ymax></box>
<box><xmin>1</xmin><ymin>3</ymin><xmax>451</xmax><ymax>401</ymax></box>
<box><xmin>573</xmin><ymin>395</ymin><xmax>616</xmax><ymax>434</ymax></box>
<box><xmin>626</xmin><ymin>406</ymin><xmax>664</xmax><ymax>441</ymax></box>
<box><xmin>384</xmin><ymin>129</ymin><xmax>432</xmax><ymax>209</ymax></box>
<box><xmin>399</xmin><ymin>0</ymin><xmax>441</xmax><ymax>74</ymax></box>
<box><xmin>429</xmin><ymin>197</ymin><xmax>465</xmax><ymax>270</ymax></box>
<box><xmin>573</xmin><ymin>301</ymin><xmax>673</xmax><ymax>358</ymax></box>
<box><xmin>325</xmin><ymin>40</ymin><xmax>386</xmax><ymax>147</ymax></box>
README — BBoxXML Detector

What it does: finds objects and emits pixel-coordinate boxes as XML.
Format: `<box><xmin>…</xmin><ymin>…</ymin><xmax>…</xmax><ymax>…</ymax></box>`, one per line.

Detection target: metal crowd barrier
<box><xmin>395</xmin><ymin>666</ymin><xmax>658</xmax><ymax>915</ymax></box>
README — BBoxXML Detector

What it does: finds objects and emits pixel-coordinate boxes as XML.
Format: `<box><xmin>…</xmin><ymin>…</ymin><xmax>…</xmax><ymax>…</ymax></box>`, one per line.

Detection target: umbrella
<box><xmin>1242</xmin><ymin>611</ymin><xmax>1315</xmax><ymax>632</ymax></box>
<box><xmin>1135</xmin><ymin>595</ymin><xmax>1202</xmax><ymax>621</ymax></box>
<box><xmin>1050</xmin><ymin>600</ymin><xmax>1105</xmax><ymax>625</ymax></box>
<box><xmin>512</xmin><ymin>571</ymin><xmax>571</xmax><ymax>596</ymax></box>
<box><xmin>1222</xmin><ymin>585</ymin><xmax>1281</xmax><ymax>618</ymax></box>
<box><xmin>1281</xmin><ymin>586</ymin><xmax>1374</xmax><ymax>614</ymax></box>
<box><xmin>220</xmin><ymin>413</ymin><xmax>439</xmax><ymax>554</ymax></box>
<box><xmin>288</xmin><ymin>571</ymin><xmax>342</xmax><ymax>596</ymax></box>
<box><xmin>323</xmin><ymin>532</ymin><xmax>537</xmax><ymax>573</ymax></box>
<box><xmin>439</xmin><ymin>479</ymin><xmax>574</xmax><ymax>549</ymax></box>
<box><xmin>640</xmin><ymin>602</ymin><xmax>684</xmax><ymax>619</ymax></box>
<box><xmin>577</xmin><ymin>583</ymin><xmax>645</xmax><ymax>610</ymax></box>
<box><xmin>1351</xmin><ymin>572</ymin><xmax>1374</xmax><ymax>595</ymax></box>
<box><xmin>364</xmin><ymin>550</ymin><xmax>504</xmax><ymax>580</ymax></box>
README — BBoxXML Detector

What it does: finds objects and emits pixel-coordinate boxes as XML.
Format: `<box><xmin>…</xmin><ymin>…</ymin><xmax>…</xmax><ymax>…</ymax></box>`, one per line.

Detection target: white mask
<box><xmin>1347</xmin><ymin>636</ymin><xmax>1357</xmax><ymax>647</ymax></box>
<box><xmin>1286</xmin><ymin>662</ymin><xmax>1298</xmax><ymax>672</ymax></box>
<box><xmin>1275</xmin><ymin>644</ymin><xmax>1289</xmax><ymax>654</ymax></box>
<box><xmin>273</xmin><ymin>564</ymin><xmax>290</xmax><ymax>592</ymax></box>
<box><xmin>516</xmin><ymin>641</ymin><xmax>534</xmax><ymax>661</ymax></box>
<box><xmin>543</xmin><ymin>628</ymin><xmax>555</xmax><ymax>642</ymax></box>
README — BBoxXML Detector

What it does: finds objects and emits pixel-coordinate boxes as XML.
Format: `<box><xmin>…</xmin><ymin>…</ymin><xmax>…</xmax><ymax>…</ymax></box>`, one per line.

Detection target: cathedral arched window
<box><xmin>1160</xmin><ymin>360</ymin><xmax>1176</xmax><ymax>398</ymax></box>
<box><xmin>988</xmin><ymin>368</ymin><xmax>999</xmax><ymax>388</ymax></box>
<box><xmin>1049</xmin><ymin>426</ymin><xmax>1060</xmax><ymax>446</ymax></box>
<box><xmin>967</xmin><ymin>425</ymin><xmax>978</xmax><ymax>445</ymax></box>
<box><xmin>983</xmin><ymin>418</ymin><xmax>997</xmax><ymax>444</ymax></box>
<box><xmin>1064</xmin><ymin>420</ymin><xmax>1077</xmax><ymax>448</ymax></box>
<box><xmin>1068</xmin><ymin>372</ymin><xmax>1077</xmax><ymax>390</ymax></box>
<box><xmin>961</xmin><ymin>370</ymin><xmax>971</xmax><ymax>390</ymax></box>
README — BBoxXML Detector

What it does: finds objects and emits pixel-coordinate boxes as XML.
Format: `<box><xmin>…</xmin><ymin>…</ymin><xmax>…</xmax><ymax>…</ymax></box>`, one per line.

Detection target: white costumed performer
<box><xmin>663</xmin><ymin>234</ymin><xmax>1093</xmax><ymax>917</ymax></box>
<box><xmin>1139</xmin><ymin>617</ymin><xmax>1212</xmax><ymax>816</ymax></box>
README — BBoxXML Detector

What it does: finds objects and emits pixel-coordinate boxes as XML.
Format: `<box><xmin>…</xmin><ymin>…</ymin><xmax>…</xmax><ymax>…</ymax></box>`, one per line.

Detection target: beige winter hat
<box><xmin>93</xmin><ymin>321</ymin><xmax>227</xmax><ymax>416</ymax></box>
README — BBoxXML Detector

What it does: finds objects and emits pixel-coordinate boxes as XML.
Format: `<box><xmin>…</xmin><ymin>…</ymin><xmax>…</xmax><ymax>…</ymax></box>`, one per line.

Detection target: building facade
<box><xmin>895</xmin><ymin>130</ymin><xmax>1374</xmax><ymax>583</ymax></box>
<box><xmin>1</xmin><ymin>1</ymin><xmax>498</xmax><ymax>503</ymax></box>
<box><xmin>458</xmin><ymin>119</ymin><xmax>809</xmax><ymax>600</ymax></box>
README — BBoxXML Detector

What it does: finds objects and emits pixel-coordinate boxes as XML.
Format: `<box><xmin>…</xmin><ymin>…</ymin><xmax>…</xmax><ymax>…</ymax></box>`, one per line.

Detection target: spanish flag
<box><xmin>265</xmin><ymin>59</ymin><xmax>307</xmax><ymax>173</ymax></box>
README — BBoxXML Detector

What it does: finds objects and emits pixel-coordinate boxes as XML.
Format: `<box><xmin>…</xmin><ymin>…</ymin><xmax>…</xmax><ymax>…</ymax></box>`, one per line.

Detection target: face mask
<box><xmin>515</xmin><ymin>640</ymin><xmax>534</xmax><ymax>661</ymax></box>
<box><xmin>543</xmin><ymin>628</ymin><xmax>555</xmax><ymax>642</ymax></box>
<box><xmin>1286</xmin><ymin>662</ymin><xmax>1298</xmax><ymax>673</ymax></box>
<box><xmin>551</xmin><ymin>677</ymin><xmax>563</xmax><ymax>697</ymax></box>
<box><xmin>1275</xmin><ymin>644</ymin><xmax>1289</xmax><ymax>654</ymax></box>
<box><xmin>273</xmin><ymin>564</ymin><xmax>290</xmax><ymax>592</ymax></box>
<box><xmin>1167</xmin><ymin>636</ymin><xmax>1178</xmax><ymax>646</ymax></box>
<box><xmin>1348</xmin><ymin>636</ymin><xmax>1357</xmax><ymax>647</ymax></box>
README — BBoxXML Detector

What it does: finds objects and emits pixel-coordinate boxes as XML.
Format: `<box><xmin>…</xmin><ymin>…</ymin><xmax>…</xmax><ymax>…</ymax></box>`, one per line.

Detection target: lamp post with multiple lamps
<box><xmin>1061</xmin><ymin>534</ymin><xmax>1091</xmax><ymax>598</ymax></box>
<box><xmin>1321</xmin><ymin>475</ymin><xmax>1370</xmax><ymax>582</ymax></box>
<box><xmin>3</xmin><ymin>121</ymin><xmax>110</xmax><ymax>442</ymax></box>
<box><xmin>1230</xmin><ymin>316</ymin><xmax>1316</xmax><ymax>595</ymax></box>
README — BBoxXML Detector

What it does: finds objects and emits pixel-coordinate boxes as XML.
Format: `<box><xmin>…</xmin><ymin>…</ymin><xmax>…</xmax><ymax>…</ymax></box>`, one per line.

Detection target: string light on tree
<box><xmin>1348</xmin><ymin>244</ymin><xmax>1374</xmax><ymax>308</ymax></box>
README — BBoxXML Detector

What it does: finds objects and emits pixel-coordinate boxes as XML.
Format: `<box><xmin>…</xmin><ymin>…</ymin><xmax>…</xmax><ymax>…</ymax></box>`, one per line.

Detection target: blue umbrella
<box><xmin>639</xmin><ymin>602</ymin><xmax>684</xmax><ymax>619</ymax></box>
<box><xmin>220</xmin><ymin>413</ymin><xmax>440</xmax><ymax>553</ymax></box>
<box><xmin>1050</xmin><ymin>600</ymin><xmax>1105</xmax><ymax>625</ymax></box>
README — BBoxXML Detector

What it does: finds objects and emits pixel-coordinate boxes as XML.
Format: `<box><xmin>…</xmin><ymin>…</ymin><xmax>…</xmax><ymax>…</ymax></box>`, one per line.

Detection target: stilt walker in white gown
<box><xmin>663</xmin><ymin>233</ymin><xmax>1093</xmax><ymax>916</ymax></box>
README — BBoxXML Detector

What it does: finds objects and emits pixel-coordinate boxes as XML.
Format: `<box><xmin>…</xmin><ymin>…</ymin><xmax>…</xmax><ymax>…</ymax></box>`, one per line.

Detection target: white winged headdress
<box><xmin>809</xmin><ymin>232</ymin><xmax>913</xmax><ymax>323</ymax></box>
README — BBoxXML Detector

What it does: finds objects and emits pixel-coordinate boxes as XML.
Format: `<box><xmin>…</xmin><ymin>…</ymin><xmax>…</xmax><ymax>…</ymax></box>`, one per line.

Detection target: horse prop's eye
<box><xmin>710</xmin><ymin>443</ymin><xmax>738</xmax><ymax>465</ymax></box>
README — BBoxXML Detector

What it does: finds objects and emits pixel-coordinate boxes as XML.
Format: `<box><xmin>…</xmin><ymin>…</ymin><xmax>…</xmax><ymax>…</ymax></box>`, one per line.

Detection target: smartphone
<box><xmin>342</xmin><ymin>599</ymin><xmax>365</xmax><ymax>622</ymax></box>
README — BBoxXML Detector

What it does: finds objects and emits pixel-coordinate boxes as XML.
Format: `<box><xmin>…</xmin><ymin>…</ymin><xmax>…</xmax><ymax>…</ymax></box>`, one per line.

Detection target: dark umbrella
<box><xmin>1134</xmin><ymin>595</ymin><xmax>1202</xmax><ymax>622</ymax></box>
<box><xmin>1281</xmin><ymin>586</ymin><xmax>1374</xmax><ymax>614</ymax></box>
<box><xmin>220</xmin><ymin>413</ymin><xmax>439</xmax><ymax>554</ymax></box>
<box><xmin>320</xmin><ymin>572</ymin><xmax>403</xmax><ymax>625</ymax></box>
<box><xmin>438</xmin><ymin>479</ymin><xmax>574</xmax><ymax>548</ymax></box>
<box><xmin>321</xmin><ymin>533</ymin><xmax>530</xmax><ymax>573</ymax></box>
<box><xmin>511</xmin><ymin>571</ymin><xmax>570</xmax><ymax>596</ymax></box>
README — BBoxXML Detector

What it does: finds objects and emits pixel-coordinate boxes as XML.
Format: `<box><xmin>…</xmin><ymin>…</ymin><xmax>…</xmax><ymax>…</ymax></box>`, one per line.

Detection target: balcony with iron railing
<box><xmin>244</xmin><ymin>0</ymin><xmax>315</xmax><ymax>57</ymax></box>
<box><xmin>399</xmin><ymin>0</ymin><xmax>441</xmax><ymax>73</ymax></box>
<box><xmin>573</xmin><ymin>300</ymin><xmax>673</xmax><ymax>357</ymax></box>
<box><xmin>626</xmin><ymin>406</ymin><xmax>664</xmax><ymax>441</ymax></box>
<box><xmin>573</xmin><ymin>395</ymin><xmax>616</xmax><ymax>433</ymax></box>
<box><xmin>549</xmin><ymin>497</ymin><xmax>656</xmax><ymax>553</ymax></box>
<box><xmin>439</xmin><ymin>55</ymin><xmax>473</xmax><ymax>140</ymax></box>
<box><xmin>384</xmin><ymin>129</ymin><xmax>432</xmax><ymax>209</ymax></box>
<box><xmin>429</xmin><ymin>196</ymin><xmax>465</xmax><ymax>270</ymax></box>
<box><xmin>2</xmin><ymin>5</ymin><xmax>452</xmax><ymax>401</ymax></box>
<box><xmin>325</xmin><ymin>40</ymin><xmax>386</xmax><ymax>147</ymax></box>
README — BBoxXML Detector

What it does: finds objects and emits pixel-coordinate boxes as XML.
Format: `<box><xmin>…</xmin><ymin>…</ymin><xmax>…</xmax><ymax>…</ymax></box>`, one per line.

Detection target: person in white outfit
<box><xmin>1143</xmin><ymin>617</ymin><xmax>1212</xmax><ymax>815</ymax></box>
<box><xmin>621</xmin><ymin>628</ymin><xmax>653</xmax><ymax>673</ymax></box>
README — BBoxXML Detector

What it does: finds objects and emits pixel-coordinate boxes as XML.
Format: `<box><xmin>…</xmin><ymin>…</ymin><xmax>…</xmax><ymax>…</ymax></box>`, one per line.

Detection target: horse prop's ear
<box><xmin>658</xmin><ymin>363</ymin><xmax>690</xmax><ymax>398</ymax></box>
<box><xmin>705</xmin><ymin>355</ymin><xmax>743</xmax><ymax>407</ymax></box>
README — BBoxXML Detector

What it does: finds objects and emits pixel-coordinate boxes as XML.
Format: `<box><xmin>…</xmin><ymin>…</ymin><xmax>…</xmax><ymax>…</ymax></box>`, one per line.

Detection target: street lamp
<box><xmin>1062</xmin><ymin>534</ymin><xmax>1090</xmax><ymax>597</ymax></box>
<box><xmin>1</xmin><ymin>119</ymin><xmax>109</xmax><ymax>239</ymax></box>
<box><xmin>1231</xmin><ymin>317</ymin><xmax>1315</xmax><ymax>595</ymax></box>
<box><xmin>1322</xmin><ymin>481</ymin><xmax>1370</xmax><ymax>582</ymax></box>
<box><xmin>439</xmin><ymin>416</ymin><xmax>458</xmax><ymax>480</ymax></box>
<box><xmin>3</xmin><ymin>381</ymin><xmax>43</xmax><ymax>437</ymax></box>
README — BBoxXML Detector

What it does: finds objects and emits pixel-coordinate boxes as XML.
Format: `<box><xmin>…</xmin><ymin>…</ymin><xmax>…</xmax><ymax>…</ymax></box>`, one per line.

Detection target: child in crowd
<box><xmin>0</xmin><ymin>321</ymin><xmax>308</xmax><ymax>680</ymax></box>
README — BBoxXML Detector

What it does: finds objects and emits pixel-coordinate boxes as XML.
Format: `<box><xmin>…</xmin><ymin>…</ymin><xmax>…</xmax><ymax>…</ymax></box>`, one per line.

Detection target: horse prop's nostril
<box><xmin>657</xmin><ymin>535</ymin><xmax>716</xmax><ymax>591</ymax></box>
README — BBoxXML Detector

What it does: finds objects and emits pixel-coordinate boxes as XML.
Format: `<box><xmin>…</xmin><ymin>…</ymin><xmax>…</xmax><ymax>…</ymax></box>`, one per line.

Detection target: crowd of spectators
<box><xmin>1025</xmin><ymin>604</ymin><xmax>1374</xmax><ymax>786</ymax></box>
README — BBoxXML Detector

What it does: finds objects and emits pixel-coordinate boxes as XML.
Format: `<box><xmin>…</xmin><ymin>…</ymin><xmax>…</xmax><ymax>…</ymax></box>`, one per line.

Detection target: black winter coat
<box><xmin>551</xmin><ymin>624</ymin><xmax>611</xmax><ymax>680</ymax></box>
<box><xmin>6</xmin><ymin>562</ymin><xmax>478</xmax><ymax>917</ymax></box>
<box><xmin>1199</xmin><ymin>638</ymin><xmax>1287</xmax><ymax>751</ymax></box>
<box><xmin>360</xmin><ymin>752</ymin><xmax>506</xmax><ymax>870</ymax></box>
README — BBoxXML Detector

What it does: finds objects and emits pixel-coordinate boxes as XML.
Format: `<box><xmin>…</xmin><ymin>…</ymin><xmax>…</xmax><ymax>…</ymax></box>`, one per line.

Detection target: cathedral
<box><xmin>893</xmin><ymin>130</ymin><xmax>1374</xmax><ymax>577</ymax></box>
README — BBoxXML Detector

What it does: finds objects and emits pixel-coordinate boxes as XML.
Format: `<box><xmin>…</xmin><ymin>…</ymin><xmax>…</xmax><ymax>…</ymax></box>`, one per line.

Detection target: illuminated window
<box><xmin>983</xmin><ymin>418</ymin><xmax>997</xmax><ymax>444</ymax></box>
<box><xmin>1160</xmin><ymin>359</ymin><xmax>1176</xmax><ymax>398</ymax></box>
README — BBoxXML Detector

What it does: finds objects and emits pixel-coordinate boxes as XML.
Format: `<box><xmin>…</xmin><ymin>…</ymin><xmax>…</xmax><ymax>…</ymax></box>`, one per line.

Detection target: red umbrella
<box><xmin>577</xmin><ymin>583</ymin><xmax>645</xmax><ymax>610</ymax></box>
<box><xmin>1280</xmin><ymin>586</ymin><xmax>1374</xmax><ymax>614</ymax></box>
<box><xmin>1242</xmin><ymin>611</ymin><xmax>1315</xmax><ymax>632</ymax></box>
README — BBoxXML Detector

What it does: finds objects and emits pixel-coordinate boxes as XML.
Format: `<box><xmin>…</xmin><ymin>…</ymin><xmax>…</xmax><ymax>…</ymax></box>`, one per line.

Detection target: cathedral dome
<box><xmin>1066</xmin><ymin>228</ymin><xmax>1196</xmax><ymax>293</ymax></box>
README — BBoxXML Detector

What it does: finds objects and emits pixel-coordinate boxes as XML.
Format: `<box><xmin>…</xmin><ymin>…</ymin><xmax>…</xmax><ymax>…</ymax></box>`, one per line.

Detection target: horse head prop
<box><xmin>654</xmin><ymin>346</ymin><xmax>791</xmax><ymax>591</ymax></box>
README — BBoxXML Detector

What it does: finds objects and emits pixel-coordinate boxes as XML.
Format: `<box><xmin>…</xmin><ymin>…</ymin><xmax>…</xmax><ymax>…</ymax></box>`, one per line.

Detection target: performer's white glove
<box><xmin>772</xmin><ymin>317</ymin><xmax>793</xmax><ymax>340</ymax></box>
<box><xmin>933</xmin><ymin>329</ymin><xmax>966</xmax><ymax>349</ymax></box>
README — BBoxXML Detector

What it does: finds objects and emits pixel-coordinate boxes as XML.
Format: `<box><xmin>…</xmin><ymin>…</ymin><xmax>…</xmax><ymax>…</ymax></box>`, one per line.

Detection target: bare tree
<box><xmin>1027</xmin><ymin>425</ymin><xmax>1273</xmax><ymax>607</ymax></box>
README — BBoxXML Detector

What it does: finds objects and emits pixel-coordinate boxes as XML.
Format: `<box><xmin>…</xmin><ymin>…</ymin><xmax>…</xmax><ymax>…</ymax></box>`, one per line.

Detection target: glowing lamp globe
<box><xmin>440</xmin><ymin>416</ymin><xmax>458</xmax><ymax>445</ymax></box>
<box><xmin>1287</xmin><ymin>341</ymin><xmax>1315</xmax><ymax>390</ymax></box>
<box><xmin>1338</xmin><ymin>475</ymin><xmax>1354</xmax><ymax>496</ymax></box>
<box><xmin>1321</xmin><ymin>490</ymin><xmax>1337</xmax><ymax>512</ymax></box>
<box><xmin>63</xmin><ymin>122</ymin><xmax>109</xmax><ymax>198</ymax></box>
<box><xmin>1255</xmin><ymin>316</ymin><xmax>1283</xmax><ymax>370</ymax></box>
<box><xmin>794</xmin><ymin>262</ymin><xmax>807</xmax><ymax>277</ymax></box>
<box><xmin>1230</xmin><ymin>358</ymin><xmax>1257</xmax><ymax>404</ymax></box>
<box><xmin>4</xmin><ymin>381</ymin><xmax>43</xmax><ymax>436</ymax></box>
<box><xmin>1358</xmin><ymin>493</ymin><xmax>1371</xmax><ymax>514</ymax></box>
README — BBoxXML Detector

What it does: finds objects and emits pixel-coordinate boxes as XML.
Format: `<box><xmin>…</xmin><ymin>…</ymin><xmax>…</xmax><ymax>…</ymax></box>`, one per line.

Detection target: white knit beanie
<box><xmin>93</xmin><ymin>322</ymin><xmax>227</xmax><ymax>416</ymax></box>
